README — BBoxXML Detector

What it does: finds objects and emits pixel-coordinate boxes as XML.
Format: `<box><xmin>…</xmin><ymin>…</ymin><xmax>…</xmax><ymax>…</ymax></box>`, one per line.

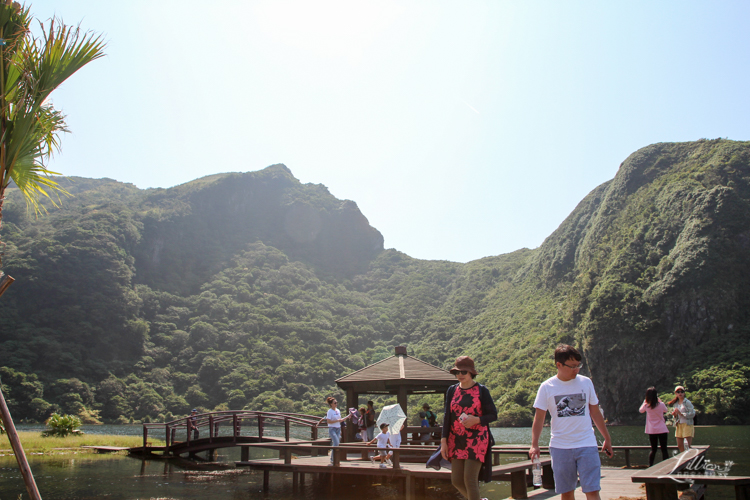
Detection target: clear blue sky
<box><xmin>29</xmin><ymin>1</ymin><xmax>750</xmax><ymax>263</ymax></box>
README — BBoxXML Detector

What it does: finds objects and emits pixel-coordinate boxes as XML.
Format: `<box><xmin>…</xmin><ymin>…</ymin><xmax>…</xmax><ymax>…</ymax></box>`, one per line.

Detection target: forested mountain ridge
<box><xmin>0</xmin><ymin>139</ymin><xmax>748</xmax><ymax>426</ymax></box>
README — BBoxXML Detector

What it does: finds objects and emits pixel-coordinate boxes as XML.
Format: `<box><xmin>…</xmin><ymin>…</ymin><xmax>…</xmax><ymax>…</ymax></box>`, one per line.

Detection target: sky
<box><xmin>27</xmin><ymin>1</ymin><xmax>750</xmax><ymax>263</ymax></box>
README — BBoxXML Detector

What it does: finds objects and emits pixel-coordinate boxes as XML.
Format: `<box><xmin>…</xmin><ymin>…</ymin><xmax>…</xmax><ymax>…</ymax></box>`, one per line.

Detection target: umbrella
<box><xmin>376</xmin><ymin>403</ymin><xmax>407</xmax><ymax>435</ymax></box>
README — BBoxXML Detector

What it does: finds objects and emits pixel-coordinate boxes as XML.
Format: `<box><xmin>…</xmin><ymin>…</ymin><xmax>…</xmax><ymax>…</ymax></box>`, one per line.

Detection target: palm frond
<box><xmin>0</xmin><ymin>9</ymin><xmax>105</xmax><ymax>213</ymax></box>
<box><xmin>7</xmin><ymin>154</ymin><xmax>68</xmax><ymax>214</ymax></box>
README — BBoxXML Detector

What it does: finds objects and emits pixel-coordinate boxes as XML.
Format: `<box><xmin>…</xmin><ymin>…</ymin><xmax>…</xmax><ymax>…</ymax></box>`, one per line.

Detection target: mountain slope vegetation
<box><xmin>1</xmin><ymin>139</ymin><xmax>748</xmax><ymax>425</ymax></box>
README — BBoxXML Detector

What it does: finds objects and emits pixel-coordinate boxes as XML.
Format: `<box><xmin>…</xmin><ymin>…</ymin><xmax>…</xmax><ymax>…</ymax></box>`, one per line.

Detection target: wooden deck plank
<box><xmin>237</xmin><ymin>453</ymin><xmax>551</xmax><ymax>480</ymax></box>
<box><xmin>526</xmin><ymin>467</ymin><xmax>646</xmax><ymax>500</ymax></box>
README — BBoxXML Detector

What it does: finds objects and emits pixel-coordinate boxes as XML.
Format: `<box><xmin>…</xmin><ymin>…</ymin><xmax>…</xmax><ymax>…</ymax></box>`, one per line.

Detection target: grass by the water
<box><xmin>0</xmin><ymin>431</ymin><xmax>165</xmax><ymax>454</ymax></box>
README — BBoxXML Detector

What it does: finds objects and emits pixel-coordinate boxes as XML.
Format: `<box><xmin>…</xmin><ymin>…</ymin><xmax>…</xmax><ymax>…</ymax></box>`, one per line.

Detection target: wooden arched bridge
<box><xmin>133</xmin><ymin>410</ymin><xmax>327</xmax><ymax>460</ymax></box>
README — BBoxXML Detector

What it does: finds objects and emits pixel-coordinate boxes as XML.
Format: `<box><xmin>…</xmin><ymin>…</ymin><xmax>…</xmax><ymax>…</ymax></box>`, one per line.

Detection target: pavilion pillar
<box><xmin>346</xmin><ymin>388</ymin><xmax>357</xmax><ymax>442</ymax></box>
<box><xmin>397</xmin><ymin>385</ymin><xmax>408</xmax><ymax>439</ymax></box>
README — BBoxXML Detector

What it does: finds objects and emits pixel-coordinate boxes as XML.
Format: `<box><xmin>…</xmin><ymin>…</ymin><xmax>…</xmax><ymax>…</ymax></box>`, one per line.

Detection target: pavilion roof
<box><xmin>335</xmin><ymin>348</ymin><xmax>455</xmax><ymax>394</ymax></box>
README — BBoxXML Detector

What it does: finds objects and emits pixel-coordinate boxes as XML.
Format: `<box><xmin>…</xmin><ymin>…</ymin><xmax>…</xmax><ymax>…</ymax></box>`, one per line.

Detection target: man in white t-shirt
<box><xmin>529</xmin><ymin>345</ymin><xmax>613</xmax><ymax>500</ymax></box>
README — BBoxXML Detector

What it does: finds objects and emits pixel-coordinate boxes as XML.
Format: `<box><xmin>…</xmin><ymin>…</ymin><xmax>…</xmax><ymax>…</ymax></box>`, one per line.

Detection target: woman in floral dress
<box><xmin>441</xmin><ymin>356</ymin><xmax>497</xmax><ymax>500</ymax></box>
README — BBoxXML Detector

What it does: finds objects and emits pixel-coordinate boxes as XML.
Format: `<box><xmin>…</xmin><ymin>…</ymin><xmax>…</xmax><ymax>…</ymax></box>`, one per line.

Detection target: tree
<box><xmin>0</xmin><ymin>2</ymin><xmax>105</xmax><ymax>271</ymax></box>
<box><xmin>0</xmin><ymin>6</ymin><xmax>104</xmax><ymax>498</ymax></box>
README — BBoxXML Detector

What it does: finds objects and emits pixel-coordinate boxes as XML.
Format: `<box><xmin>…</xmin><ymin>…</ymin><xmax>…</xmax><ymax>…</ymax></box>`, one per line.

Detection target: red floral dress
<box><xmin>447</xmin><ymin>384</ymin><xmax>490</xmax><ymax>462</ymax></box>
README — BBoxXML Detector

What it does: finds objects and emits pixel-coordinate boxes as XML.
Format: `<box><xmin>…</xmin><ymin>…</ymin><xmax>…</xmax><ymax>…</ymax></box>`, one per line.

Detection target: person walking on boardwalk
<box><xmin>639</xmin><ymin>386</ymin><xmax>669</xmax><ymax>466</ymax></box>
<box><xmin>188</xmin><ymin>409</ymin><xmax>199</xmax><ymax>440</ymax></box>
<box><xmin>668</xmin><ymin>385</ymin><xmax>695</xmax><ymax>452</ymax></box>
<box><xmin>440</xmin><ymin>355</ymin><xmax>497</xmax><ymax>500</ymax></box>
<box><xmin>365</xmin><ymin>400</ymin><xmax>377</xmax><ymax>440</ymax></box>
<box><xmin>529</xmin><ymin>345</ymin><xmax>613</xmax><ymax>500</ymax></box>
<box><xmin>368</xmin><ymin>423</ymin><xmax>392</xmax><ymax>468</ymax></box>
<box><xmin>324</xmin><ymin>397</ymin><xmax>350</xmax><ymax>464</ymax></box>
<box><xmin>358</xmin><ymin>406</ymin><xmax>368</xmax><ymax>440</ymax></box>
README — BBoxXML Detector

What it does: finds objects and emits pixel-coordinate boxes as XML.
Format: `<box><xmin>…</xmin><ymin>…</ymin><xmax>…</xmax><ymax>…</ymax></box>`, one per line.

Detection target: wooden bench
<box><xmin>630</xmin><ymin>446</ymin><xmax>750</xmax><ymax>500</ymax></box>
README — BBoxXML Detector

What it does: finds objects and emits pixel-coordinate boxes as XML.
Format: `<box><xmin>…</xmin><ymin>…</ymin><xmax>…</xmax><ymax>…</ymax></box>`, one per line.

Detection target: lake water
<box><xmin>0</xmin><ymin>425</ymin><xmax>746</xmax><ymax>500</ymax></box>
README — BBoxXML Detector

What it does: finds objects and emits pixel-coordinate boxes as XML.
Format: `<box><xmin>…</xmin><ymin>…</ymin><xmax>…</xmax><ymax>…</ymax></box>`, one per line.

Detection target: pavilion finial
<box><xmin>395</xmin><ymin>346</ymin><xmax>407</xmax><ymax>356</ymax></box>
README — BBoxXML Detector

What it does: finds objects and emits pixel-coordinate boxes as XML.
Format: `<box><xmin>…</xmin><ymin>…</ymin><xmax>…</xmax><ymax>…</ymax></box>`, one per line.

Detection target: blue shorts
<box><xmin>549</xmin><ymin>446</ymin><xmax>601</xmax><ymax>493</ymax></box>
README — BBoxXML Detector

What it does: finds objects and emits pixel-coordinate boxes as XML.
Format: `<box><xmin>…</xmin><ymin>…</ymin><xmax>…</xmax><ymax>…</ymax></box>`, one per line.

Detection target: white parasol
<box><xmin>376</xmin><ymin>403</ymin><xmax>407</xmax><ymax>435</ymax></box>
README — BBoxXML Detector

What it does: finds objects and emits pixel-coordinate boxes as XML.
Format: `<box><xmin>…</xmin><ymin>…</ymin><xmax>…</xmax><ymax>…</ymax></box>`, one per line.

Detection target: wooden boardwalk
<box><xmin>526</xmin><ymin>467</ymin><xmax>646</xmax><ymax>500</ymax></box>
<box><xmin>237</xmin><ymin>444</ymin><xmax>555</xmax><ymax>500</ymax></box>
<box><xmin>237</xmin><ymin>446</ymin><xmax>653</xmax><ymax>500</ymax></box>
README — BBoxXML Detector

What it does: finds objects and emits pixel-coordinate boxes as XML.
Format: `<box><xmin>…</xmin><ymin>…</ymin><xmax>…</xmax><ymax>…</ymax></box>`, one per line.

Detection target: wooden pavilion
<box><xmin>335</xmin><ymin>346</ymin><xmax>456</xmax><ymax>441</ymax></box>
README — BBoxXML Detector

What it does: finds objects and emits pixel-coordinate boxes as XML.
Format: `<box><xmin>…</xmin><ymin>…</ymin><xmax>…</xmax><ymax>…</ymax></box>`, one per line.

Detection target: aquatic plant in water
<box><xmin>41</xmin><ymin>414</ymin><xmax>83</xmax><ymax>438</ymax></box>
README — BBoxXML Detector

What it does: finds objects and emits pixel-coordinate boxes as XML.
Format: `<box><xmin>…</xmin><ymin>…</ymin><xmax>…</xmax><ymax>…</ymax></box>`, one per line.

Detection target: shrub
<box><xmin>114</xmin><ymin>415</ymin><xmax>130</xmax><ymax>425</ymax></box>
<box><xmin>42</xmin><ymin>413</ymin><xmax>83</xmax><ymax>438</ymax></box>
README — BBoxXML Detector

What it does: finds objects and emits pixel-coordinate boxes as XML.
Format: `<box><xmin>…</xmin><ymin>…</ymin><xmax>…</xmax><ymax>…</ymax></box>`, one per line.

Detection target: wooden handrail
<box><xmin>144</xmin><ymin>410</ymin><xmax>321</xmax><ymax>429</ymax></box>
<box><xmin>144</xmin><ymin>410</ymin><xmax>337</xmax><ymax>453</ymax></box>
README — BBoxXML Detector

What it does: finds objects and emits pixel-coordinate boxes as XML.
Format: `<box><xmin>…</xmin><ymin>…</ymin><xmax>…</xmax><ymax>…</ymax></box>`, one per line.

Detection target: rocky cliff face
<box><xmin>522</xmin><ymin>140</ymin><xmax>750</xmax><ymax>421</ymax></box>
<box><xmin>133</xmin><ymin>164</ymin><xmax>384</xmax><ymax>294</ymax></box>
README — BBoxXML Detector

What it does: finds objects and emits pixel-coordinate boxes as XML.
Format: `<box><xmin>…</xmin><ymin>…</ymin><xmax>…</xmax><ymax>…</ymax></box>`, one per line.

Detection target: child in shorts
<box><xmin>367</xmin><ymin>423</ymin><xmax>391</xmax><ymax>468</ymax></box>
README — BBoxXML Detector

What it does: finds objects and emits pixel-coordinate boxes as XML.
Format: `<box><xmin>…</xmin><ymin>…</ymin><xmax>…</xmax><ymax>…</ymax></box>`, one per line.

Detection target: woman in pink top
<box><xmin>639</xmin><ymin>386</ymin><xmax>669</xmax><ymax>465</ymax></box>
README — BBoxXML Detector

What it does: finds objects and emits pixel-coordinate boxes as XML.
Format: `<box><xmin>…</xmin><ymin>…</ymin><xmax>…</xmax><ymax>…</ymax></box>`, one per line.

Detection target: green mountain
<box><xmin>1</xmin><ymin>139</ymin><xmax>748</xmax><ymax>426</ymax></box>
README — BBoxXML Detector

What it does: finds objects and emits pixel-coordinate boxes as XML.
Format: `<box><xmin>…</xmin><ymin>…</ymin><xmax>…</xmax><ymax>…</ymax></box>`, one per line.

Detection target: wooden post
<box><xmin>165</xmin><ymin>424</ymin><xmax>170</xmax><ymax>449</ymax></box>
<box><xmin>405</xmin><ymin>473</ymin><xmax>414</xmax><ymax>500</ymax></box>
<box><xmin>241</xmin><ymin>446</ymin><xmax>249</xmax><ymax>462</ymax></box>
<box><xmin>510</xmin><ymin>470</ymin><xmax>528</xmax><ymax>499</ymax></box>
<box><xmin>542</xmin><ymin>463</ymin><xmax>555</xmax><ymax>489</ymax></box>
<box><xmin>186</xmin><ymin>417</ymin><xmax>191</xmax><ymax>444</ymax></box>
<box><xmin>0</xmin><ymin>387</ymin><xmax>42</xmax><ymax>500</ymax></box>
<box><xmin>736</xmin><ymin>484</ymin><xmax>749</xmax><ymax>500</ymax></box>
<box><xmin>208</xmin><ymin>415</ymin><xmax>214</xmax><ymax>442</ymax></box>
<box><xmin>392</xmin><ymin>448</ymin><xmax>400</xmax><ymax>469</ymax></box>
<box><xmin>263</xmin><ymin>470</ymin><xmax>270</xmax><ymax>492</ymax></box>
<box><xmin>0</xmin><ymin>273</ymin><xmax>14</xmax><ymax>298</ymax></box>
<box><xmin>397</xmin><ymin>385</ymin><xmax>408</xmax><ymax>445</ymax></box>
<box><xmin>346</xmin><ymin>388</ymin><xmax>356</xmax><ymax>442</ymax></box>
<box><xmin>285</xmin><ymin>418</ymin><xmax>290</xmax><ymax>442</ymax></box>
<box><xmin>257</xmin><ymin>415</ymin><xmax>263</xmax><ymax>441</ymax></box>
<box><xmin>293</xmin><ymin>471</ymin><xmax>299</xmax><ymax>492</ymax></box>
<box><xmin>625</xmin><ymin>449</ymin><xmax>631</xmax><ymax>468</ymax></box>
<box><xmin>646</xmin><ymin>483</ymin><xmax>679</xmax><ymax>500</ymax></box>
<box><xmin>143</xmin><ymin>426</ymin><xmax>148</xmax><ymax>449</ymax></box>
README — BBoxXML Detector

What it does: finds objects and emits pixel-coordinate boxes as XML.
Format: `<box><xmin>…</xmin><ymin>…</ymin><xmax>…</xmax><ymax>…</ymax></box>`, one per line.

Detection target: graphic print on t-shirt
<box><xmin>555</xmin><ymin>393</ymin><xmax>586</xmax><ymax>417</ymax></box>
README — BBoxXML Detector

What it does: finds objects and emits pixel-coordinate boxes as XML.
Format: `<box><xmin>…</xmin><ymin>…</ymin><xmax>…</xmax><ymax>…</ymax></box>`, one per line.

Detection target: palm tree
<box><xmin>0</xmin><ymin>1</ymin><xmax>105</xmax><ymax>272</ymax></box>
<box><xmin>0</xmin><ymin>7</ymin><xmax>105</xmax><ymax>498</ymax></box>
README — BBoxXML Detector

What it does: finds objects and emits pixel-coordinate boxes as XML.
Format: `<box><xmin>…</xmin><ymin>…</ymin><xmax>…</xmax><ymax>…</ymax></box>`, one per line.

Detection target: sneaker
<box><xmin>379</xmin><ymin>463</ymin><xmax>387</xmax><ymax>468</ymax></box>
<box><xmin>386</xmin><ymin>458</ymin><xmax>393</xmax><ymax>466</ymax></box>
<box><xmin>370</xmin><ymin>456</ymin><xmax>376</xmax><ymax>464</ymax></box>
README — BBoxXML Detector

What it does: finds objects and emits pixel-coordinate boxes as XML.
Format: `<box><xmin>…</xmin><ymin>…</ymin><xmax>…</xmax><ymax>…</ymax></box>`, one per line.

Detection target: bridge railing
<box><xmin>142</xmin><ymin>410</ymin><xmax>330</xmax><ymax>451</ymax></box>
